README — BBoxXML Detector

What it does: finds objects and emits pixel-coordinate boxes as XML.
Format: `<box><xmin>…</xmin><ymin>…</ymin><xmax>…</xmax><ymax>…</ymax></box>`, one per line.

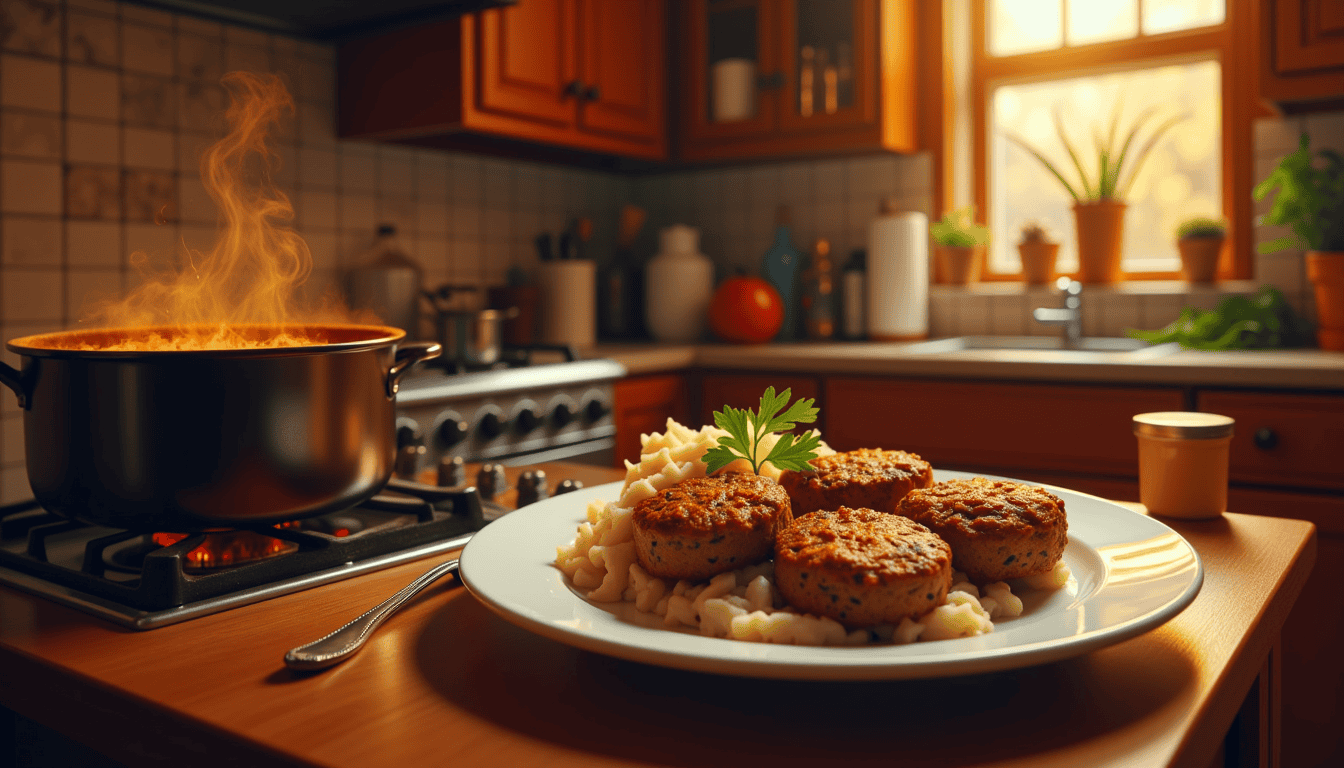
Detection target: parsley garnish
<box><xmin>703</xmin><ymin>387</ymin><xmax>821</xmax><ymax>475</ymax></box>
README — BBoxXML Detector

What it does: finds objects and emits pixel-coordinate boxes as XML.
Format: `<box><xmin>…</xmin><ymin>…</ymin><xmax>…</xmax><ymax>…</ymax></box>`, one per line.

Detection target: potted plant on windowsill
<box><xmin>1175</xmin><ymin>217</ymin><xmax>1226</xmax><ymax>283</ymax></box>
<box><xmin>1007</xmin><ymin>106</ymin><xmax>1185</xmax><ymax>284</ymax></box>
<box><xmin>1017</xmin><ymin>222</ymin><xmax>1059</xmax><ymax>285</ymax></box>
<box><xmin>930</xmin><ymin>206</ymin><xmax>990</xmax><ymax>285</ymax></box>
<box><xmin>1254</xmin><ymin>133</ymin><xmax>1344</xmax><ymax>350</ymax></box>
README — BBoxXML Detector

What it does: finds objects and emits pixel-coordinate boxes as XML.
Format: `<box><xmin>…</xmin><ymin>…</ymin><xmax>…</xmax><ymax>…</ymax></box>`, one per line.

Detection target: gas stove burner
<box><xmin>0</xmin><ymin>481</ymin><xmax>490</xmax><ymax>628</ymax></box>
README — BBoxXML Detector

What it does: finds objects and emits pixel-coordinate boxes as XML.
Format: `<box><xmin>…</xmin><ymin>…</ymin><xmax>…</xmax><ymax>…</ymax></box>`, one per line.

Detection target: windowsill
<box><xmin>930</xmin><ymin>280</ymin><xmax>1260</xmax><ymax>296</ymax></box>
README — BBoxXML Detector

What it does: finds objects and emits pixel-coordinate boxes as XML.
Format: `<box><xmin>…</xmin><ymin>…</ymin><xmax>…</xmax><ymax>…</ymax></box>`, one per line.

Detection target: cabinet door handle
<box><xmin>562</xmin><ymin>80</ymin><xmax>583</xmax><ymax>99</ymax></box>
<box><xmin>1253</xmin><ymin>427</ymin><xmax>1279</xmax><ymax>451</ymax></box>
<box><xmin>582</xmin><ymin>84</ymin><xmax>600</xmax><ymax>102</ymax></box>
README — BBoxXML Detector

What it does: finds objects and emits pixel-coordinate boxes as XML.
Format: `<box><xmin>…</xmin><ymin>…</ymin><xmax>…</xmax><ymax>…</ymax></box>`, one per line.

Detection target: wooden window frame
<box><xmin>964</xmin><ymin>0</ymin><xmax>1258</xmax><ymax>283</ymax></box>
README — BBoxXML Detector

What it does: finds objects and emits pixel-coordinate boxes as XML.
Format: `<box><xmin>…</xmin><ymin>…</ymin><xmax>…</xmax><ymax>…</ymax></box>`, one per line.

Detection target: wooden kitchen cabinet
<box><xmin>1197</xmin><ymin>386</ymin><xmax>1344</xmax><ymax>768</ymax></box>
<box><xmin>1257</xmin><ymin>0</ymin><xmax>1344</xmax><ymax>109</ymax></box>
<box><xmin>613</xmin><ymin>373</ymin><xmax>690</xmax><ymax>467</ymax></box>
<box><xmin>825</xmin><ymin>376</ymin><xmax>1185</xmax><ymax>485</ymax></box>
<box><xmin>338</xmin><ymin>0</ymin><xmax>666</xmax><ymax>160</ymax></box>
<box><xmin>677</xmin><ymin>0</ymin><xmax>918</xmax><ymax>162</ymax></box>
<box><xmin>1197</xmin><ymin>389</ymin><xmax>1344</xmax><ymax>492</ymax></box>
<box><xmin>698</xmin><ymin>372</ymin><xmax>822</xmax><ymax>430</ymax></box>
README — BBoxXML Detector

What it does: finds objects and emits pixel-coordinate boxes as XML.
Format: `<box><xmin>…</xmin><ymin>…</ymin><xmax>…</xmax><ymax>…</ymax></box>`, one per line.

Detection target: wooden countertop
<box><xmin>0</xmin><ymin>463</ymin><xmax>1317</xmax><ymax>768</ymax></box>
<box><xmin>594</xmin><ymin>341</ymin><xmax>1344</xmax><ymax>390</ymax></box>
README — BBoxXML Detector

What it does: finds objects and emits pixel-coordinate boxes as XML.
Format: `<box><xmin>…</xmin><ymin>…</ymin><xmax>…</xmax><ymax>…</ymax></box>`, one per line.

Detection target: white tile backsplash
<box><xmin>1</xmin><ymin>267</ymin><xmax>63</xmax><ymax>322</ymax></box>
<box><xmin>1</xmin><ymin>54</ymin><xmax>61</xmax><ymax>113</ymax></box>
<box><xmin>123</xmin><ymin>127</ymin><xmax>176</xmax><ymax>170</ymax></box>
<box><xmin>66</xmin><ymin>65</ymin><xmax>120</xmax><ymax>119</ymax></box>
<box><xmin>121</xmin><ymin>24</ymin><xmax>174</xmax><ymax>77</ymax></box>
<box><xmin>1</xmin><ymin>159</ymin><xmax>62</xmax><ymax>214</ymax></box>
<box><xmin>2</xmin><ymin>216</ymin><xmax>61</xmax><ymax>266</ymax></box>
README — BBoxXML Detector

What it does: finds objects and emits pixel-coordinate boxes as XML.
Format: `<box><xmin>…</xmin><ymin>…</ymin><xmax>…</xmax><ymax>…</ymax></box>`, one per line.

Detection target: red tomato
<box><xmin>709</xmin><ymin>276</ymin><xmax>784</xmax><ymax>344</ymax></box>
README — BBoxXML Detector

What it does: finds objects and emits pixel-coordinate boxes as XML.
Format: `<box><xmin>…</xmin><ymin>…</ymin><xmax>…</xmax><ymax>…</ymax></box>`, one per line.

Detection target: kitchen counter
<box><xmin>0</xmin><ymin>463</ymin><xmax>1317</xmax><ymax>768</ymax></box>
<box><xmin>593</xmin><ymin>341</ymin><xmax>1344</xmax><ymax>390</ymax></box>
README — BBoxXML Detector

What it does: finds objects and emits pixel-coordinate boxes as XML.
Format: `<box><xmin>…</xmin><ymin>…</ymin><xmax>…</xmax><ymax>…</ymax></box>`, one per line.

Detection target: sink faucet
<box><xmin>1032</xmin><ymin>277</ymin><xmax>1083</xmax><ymax>345</ymax></box>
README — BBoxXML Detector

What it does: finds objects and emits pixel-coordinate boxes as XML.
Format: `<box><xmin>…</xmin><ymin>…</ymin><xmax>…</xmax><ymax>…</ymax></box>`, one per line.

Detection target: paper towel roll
<box><xmin>539</xmin><ymin>260</ymin><xmax>596</xmax><ymax>348</ymax></box>
<box><xmin>867</xmin><ymin>211</ymin><xmax>929</xmax><ymax>340</ymax></box>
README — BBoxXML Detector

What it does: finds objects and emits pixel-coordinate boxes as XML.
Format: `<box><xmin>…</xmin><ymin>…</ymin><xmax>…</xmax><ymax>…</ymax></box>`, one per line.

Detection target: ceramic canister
<box><xmin>645</xmin><ymin>225</ymin><xmax>713</xmax><ymax>343</ymax></box>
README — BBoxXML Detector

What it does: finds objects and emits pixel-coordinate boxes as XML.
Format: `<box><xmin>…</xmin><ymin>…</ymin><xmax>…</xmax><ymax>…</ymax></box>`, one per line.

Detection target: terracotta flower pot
<box><xmin>1072</xmin><ymin>200</ymin><xmax>1127</xmax><ymax>284</ymax></box>
<box><xmin>1017</xmin><ymin>241</ymin><xmax>1060</xmax><ymax>285</ymax></box>
<box><xmin>1306</xmin><ymin>251</ymin><xmax>1344</xmax><ymax>351</ymax></box>
<box><xmin>1177</xmin><ymin>236</ymin><xmax>1224</xmax><ymax>283</ymax></box>
<box><xmin>936</xmin><ymin>244</ymin><xmax>982</xmax><ymax>285</ymax></box>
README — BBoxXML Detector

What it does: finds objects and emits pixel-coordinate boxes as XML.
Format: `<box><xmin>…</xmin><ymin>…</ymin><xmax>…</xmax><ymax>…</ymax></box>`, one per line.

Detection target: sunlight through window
<box><xmin>989</xmin><ymin>61</ymin><xmax>1222</xmax><ymax>275</ymax></box>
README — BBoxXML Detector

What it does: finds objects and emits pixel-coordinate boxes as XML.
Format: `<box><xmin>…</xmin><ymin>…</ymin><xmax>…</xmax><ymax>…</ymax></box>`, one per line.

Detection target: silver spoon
<box><xmin>284</xmin><ymin>558</ymin><xmax>460</xmax><ymax>671</ymax></box>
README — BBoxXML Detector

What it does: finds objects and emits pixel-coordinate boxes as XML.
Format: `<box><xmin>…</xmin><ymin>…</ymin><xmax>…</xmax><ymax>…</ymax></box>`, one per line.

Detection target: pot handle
<box><xmin>0</xmin><ymin>361</ymin><xmax>29</xmax><ymax>410</ymax></box>
<box><xmin>387</xmin><ymin>341</ymin><xmax>442</xmax><ymax>397</ymax></box>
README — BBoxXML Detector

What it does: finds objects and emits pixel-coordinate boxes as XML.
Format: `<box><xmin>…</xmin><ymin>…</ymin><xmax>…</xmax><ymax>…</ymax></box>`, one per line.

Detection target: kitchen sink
<box><xmin>900</xmin><ymin>335</ymin><xmax>1180</xmax><ymax>359</ymax></box>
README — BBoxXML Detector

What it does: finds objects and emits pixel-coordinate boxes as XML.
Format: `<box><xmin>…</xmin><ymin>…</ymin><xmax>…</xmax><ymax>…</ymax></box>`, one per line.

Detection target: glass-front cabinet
<box><xmin>679</xmin><ymin>0</ymin><xmax>916</xmax><ymax>161</ymax></box>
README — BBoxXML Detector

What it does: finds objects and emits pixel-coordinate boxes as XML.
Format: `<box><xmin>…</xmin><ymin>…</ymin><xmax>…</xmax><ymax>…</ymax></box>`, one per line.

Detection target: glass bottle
<box><xmin>348</xmin><ymin>224</ymin><xmax>423</xmax><ymax>338</ymax></box>
<box><xmin>841</xmin><ymin>248</ymin><xmax>866</xmax><ymax>339</ymax></box>
<box><xmin>760</xmin><ymin>206</ymin><xmax>803</xmax><ymax>341</ymax></box>
<box><xmin>802</xmin><ymin>239</ymin><xmax>836</xmax><ymax>340</ymax></box>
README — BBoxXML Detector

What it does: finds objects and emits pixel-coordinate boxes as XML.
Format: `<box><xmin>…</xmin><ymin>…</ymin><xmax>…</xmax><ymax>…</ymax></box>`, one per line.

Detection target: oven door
<box><xmin>488</xmin><ymin>437</ymin><xmax>616</xmax><ymax>468</ymax></box>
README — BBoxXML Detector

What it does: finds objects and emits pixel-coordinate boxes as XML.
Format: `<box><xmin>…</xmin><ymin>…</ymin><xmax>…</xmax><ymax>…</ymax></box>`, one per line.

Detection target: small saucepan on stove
<box><xmin>424</xmin><ymin>286</ymin><xmax>520</xmax><ymax>368</ymax></box>
<box><xmin>0</xmin><ymin>324</ymin><xmax>440</xmax><ymax>532</ymax></box>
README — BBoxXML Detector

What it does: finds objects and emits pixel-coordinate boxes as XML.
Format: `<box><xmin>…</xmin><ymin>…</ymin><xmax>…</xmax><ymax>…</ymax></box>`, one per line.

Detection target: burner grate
<box><xmin>0</xmin><ymin>483</ymin><xmax>486</xmax><ymax>614</ymax></box>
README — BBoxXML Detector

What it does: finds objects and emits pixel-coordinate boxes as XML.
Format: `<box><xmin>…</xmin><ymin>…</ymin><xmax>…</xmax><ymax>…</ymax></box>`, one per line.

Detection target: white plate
<box><xmin>458</xmin><ymin>470</ymin><xmax>1203</xmax><ymax>680</ymax></box>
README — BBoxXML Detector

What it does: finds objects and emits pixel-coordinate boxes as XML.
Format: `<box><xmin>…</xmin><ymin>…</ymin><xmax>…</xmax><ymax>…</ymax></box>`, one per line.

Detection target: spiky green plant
<box><xmin>1254</xmin><ymin>133</ymin><xmax>1344</xmax><ymax>253</ymax></box>
<box><xmin>1005</xmin><ymin>101</ymin><xmax>1187</xmax><ymax>202</ymax></box>
<box><xmin>1176</xmin><ymin>217</ymin><xmax>1227</xmax><ymax>240</ymax></box>
<box><xmin>930</xmin><ymin>206</ymin><xmax>990</xmax><ymax>247</ymax></box>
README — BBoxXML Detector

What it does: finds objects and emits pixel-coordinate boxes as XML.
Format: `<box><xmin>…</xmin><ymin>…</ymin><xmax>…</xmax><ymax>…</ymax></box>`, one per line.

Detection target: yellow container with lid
<box><xmin>1133</xmin><ymin>412</ymin><xmax>1235</xmax><ymax>520</ymax></box>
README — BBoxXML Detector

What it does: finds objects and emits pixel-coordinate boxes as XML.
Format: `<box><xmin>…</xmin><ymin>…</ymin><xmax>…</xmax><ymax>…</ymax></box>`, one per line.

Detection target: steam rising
<box><xmin>86</xmin><ymin>72</ymin><xmax>350</xmax><ymax>350</ymax></box>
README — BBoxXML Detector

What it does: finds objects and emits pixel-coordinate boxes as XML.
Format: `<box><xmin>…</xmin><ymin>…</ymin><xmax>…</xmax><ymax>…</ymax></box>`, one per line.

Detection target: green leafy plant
<box><xmin>1005</xmin><ymin>102</ymin><xmax>1186</xmax><ymax>202</ymax></box>
<box><xmin>1176</xmin><ymin>217</ymin><xmax>1227</xmax><ymax>240</ymax></box>
<box><xmin>1254</xmin><ymin>133</ymin><xmax>1344</xmax><ymax>253</ymax></box>
<box><xmin>1125</xmin><ymin>285</ymin><xmax>1313</xmax><ymax>350</ymax></box>
<box><xmin>703</xmin><ymin>387</ymin><xmax>821</xmax><ymax>475</ymax></box>
<box><xmin>930</xmin><ymin>206</ymin><xmax>990</xmax><ymax>247</ymax></box>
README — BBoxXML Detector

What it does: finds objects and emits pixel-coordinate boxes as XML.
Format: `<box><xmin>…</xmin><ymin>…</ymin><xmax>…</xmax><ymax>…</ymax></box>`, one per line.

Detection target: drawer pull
<box><xmin>1253</xmin><ymin>427</ymin><xmax>1279</xmax><ymax>451</ymax></box>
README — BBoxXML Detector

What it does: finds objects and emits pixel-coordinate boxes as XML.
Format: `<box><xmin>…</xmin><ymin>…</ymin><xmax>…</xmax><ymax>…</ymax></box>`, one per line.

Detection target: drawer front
<box><xmin>699</xmin><ymin>374</ymin><xmax>823</xmax><ymax>432</ymax></box>
<box><xmin>1198</xmin><ymin>390</ymin><xmax>1344</xmax><ymax>491</ymax></box>
<box><xmin>826</xmin><ymin>377</ymin><xmax>1185</xmax><ymax>477</ymax></box>
<box><xmin>614</xmin><ymin>374</ymin><xmax>689</xmax><ymax>467</ymax></box>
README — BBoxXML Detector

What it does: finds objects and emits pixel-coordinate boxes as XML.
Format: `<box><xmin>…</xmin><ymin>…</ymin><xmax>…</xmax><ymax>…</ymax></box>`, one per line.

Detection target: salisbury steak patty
<box><xmin>774</xmin><ymin>507</ymin><xmax>952</xmax><ymax>627</ymax></box>
<box><xmin>780</xmin><ymin>448</ymin><xmax>934</xmax><ymax>517</ymax></box>
<box><xmin>631</xmin><ymin>472</ymin><xmax>792</xmax><ymax>581</ymax></box>
<box><xmin>897</xmin><ymin>477</ymin><xmax>1068</xmax><ymax>583</ymax></box>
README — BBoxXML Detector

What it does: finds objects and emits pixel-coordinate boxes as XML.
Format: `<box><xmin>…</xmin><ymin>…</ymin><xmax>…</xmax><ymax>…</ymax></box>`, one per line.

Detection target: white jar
<box><xmin>645</xmin><ymin>225</ymin><xmax>714</xmax><ymax>343</ymax></box>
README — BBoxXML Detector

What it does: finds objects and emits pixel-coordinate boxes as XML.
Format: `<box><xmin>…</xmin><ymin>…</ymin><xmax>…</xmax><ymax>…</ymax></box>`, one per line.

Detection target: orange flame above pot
<box><xmin>77</xmin><ymin>72</ymin><xmax>353</xmax><ymax>351</ymax></box>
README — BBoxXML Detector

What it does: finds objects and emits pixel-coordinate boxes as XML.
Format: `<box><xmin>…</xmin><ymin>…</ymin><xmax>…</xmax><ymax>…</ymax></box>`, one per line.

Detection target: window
<box><xmin>970</xmin><ymin>0</ymin><xmax>1250</xmax><ymax>282</ymax></box>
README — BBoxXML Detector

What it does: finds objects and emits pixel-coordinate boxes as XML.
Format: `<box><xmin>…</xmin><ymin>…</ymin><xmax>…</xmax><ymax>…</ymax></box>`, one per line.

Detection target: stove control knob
<box><xmin>515</xmin><ymin>407</ymin><xmax>543</xmax><ymax>435</ymax></box>
<box><xmin>437</xmin><ymin>455</ymin><xmax>466</xmax><ymax>487</ymax></box>
<box><xmin>583</xmin><ymin>399</ymin><xmax>610</xmax><ymax>424</ymax></box>
<box><xmin>555</xmin><ymin>478</ymin><xmax>584</xmax><ymax>495</ymax></box>
<box><xmin>437</xmin><ymin>413</ymin><xmax>469</xmax><ymax>447</ymax></box>
<box><xmin>517</xmin><ymin>470</ymin><xmax>549</xmax><ymax>507</ymax></box>
<box><xmin>476</xmin><ymin>463</ymin><xmax>507</xmax><ymax>501</ymax></box>
<box><xmin>396</xmin><ymin>418</ymin><xmax>423</xmax><ymax>448</ymax></box>
<box><xmin>478</xmin><ymin>411</ymin><xmax>504</xmax><ymax>440</ymax></box>
<box><xmin>551</xmin><ymin>402</ymin><xmax>574</xmax><ymax>429</ymax></box>
<box><xmin>394</xmin><ymin>444</ymin><xmax>426</xmax><ymax>479</ymax></box>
